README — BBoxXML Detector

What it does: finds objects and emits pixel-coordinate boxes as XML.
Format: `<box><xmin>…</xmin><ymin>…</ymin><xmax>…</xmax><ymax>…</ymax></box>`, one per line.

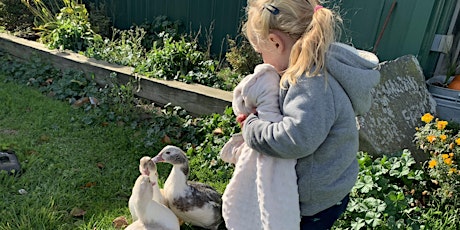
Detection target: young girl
<box><xmin>239</xmin><ymin>0</ymin><xmax>381</xmax><ymax>229</ymax></box>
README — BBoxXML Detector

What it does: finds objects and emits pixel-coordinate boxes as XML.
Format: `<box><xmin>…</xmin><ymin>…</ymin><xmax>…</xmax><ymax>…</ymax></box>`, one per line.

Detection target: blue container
<box><xmin>427</xmin><ymin>75</ymin><xmax>460</xmax><ymax>124</ymax></box>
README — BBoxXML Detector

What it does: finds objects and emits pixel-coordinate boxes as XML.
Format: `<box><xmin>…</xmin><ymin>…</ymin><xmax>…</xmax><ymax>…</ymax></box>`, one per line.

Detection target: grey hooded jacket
<box><xmin>242</xmin><ymin>43</ymin><xmax>380</xmax><ymax>216</ymax></box>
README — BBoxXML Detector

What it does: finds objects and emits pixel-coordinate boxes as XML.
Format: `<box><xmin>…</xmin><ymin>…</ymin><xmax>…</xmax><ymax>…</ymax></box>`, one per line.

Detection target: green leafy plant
<box><xmin>85</xmin><ymin>0</ymin><xmax>111</xmax><ymax>38</ymax></box>
<box><xmin>334</xmin><ymin>150</ymin><xmax>427</xmax><ymax>229</ymax></box>
<box><xmin>85</xmin><ymin>27</ymin><xmax>147</xmax><ymax>67</ymax></box>
<box><xmin>22</xmin><ymin>0</ymin><xmax>97</xmax><ymax>51</ymax></box>
<box><xmin>0</xmin><ymin>0</ymin><xmax>35</xmax><ymax>36</ymax></box>
<box><xmin>136</xmin><ymin>15</ymin><xmax>182</xmax><ymax>50</ymax></box>
<box><xmin>134</xmin><ymin>32</ymin><xmax>223</xmax><ymax>87</ymax></box>
<box><xmin>225</xmin><ymin>37</ymin><xmax>262</xmax><ymax>75</ymax></box>
<box><xmin>414</xmin><ymin>113</ymin><xmax>460</xmax><ymax>204</ymax></box>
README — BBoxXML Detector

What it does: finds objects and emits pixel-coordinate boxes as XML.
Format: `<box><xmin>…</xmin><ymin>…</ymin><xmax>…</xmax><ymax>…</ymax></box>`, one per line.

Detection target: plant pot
<box><xmin>448</xmin><ymin>74</ymin><xmax>460</xmax><ymax>90</ymax></box>
<box><xmin>426</xmin><ymin>75</ymin><xmax>460</xmax><ymax>123</ymax></box>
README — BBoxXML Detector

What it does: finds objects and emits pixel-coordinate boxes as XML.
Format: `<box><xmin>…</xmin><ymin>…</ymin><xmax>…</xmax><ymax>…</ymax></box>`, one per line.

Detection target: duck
<box><xmin>139</xmin><ymin>156</ymin><xmax>167</xmax><ymax>206</ymax></box>
<box><xmin>126</xmin><ymin>175</ymin><xmax>180</xmax><ymax>230</ymax></box>
<box><xmin>152</xmin><ymin>145</ymin><xmax>223</xmax><ymax>230</ymax></box>
<box><xmin>129</xmin><ymin>157</ymin><xmax>167</xmax><ymax>222</ymax></box>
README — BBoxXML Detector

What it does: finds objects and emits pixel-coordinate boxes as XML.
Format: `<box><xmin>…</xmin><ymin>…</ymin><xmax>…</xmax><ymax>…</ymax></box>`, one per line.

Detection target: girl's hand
<box><xmin>236</xmin><ymin>114</ymin><xmax>248</xmax><ymax>128</ymax></box>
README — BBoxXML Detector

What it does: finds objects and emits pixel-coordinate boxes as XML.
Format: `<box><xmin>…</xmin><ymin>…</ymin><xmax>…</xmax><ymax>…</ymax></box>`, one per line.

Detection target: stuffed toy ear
<box><xmin>356</xmin><ymin>50</ymin><xmax>379</xmax><ymax>65</ymax></box>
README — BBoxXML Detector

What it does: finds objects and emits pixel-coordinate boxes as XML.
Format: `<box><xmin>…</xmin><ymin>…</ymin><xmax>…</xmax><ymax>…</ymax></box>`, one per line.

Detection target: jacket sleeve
<box><xmin>242</xmin><ymin>76</ymin><xmax>336</xmax><ymax>159</ymax></box>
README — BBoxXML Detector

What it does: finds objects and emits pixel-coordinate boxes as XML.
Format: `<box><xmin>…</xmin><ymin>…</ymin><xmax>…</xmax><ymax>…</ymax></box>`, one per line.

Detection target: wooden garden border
<box><xmin>0</xmin><ymin>32</ymin><xmax>232</xmax><ymax>116</ymax></box>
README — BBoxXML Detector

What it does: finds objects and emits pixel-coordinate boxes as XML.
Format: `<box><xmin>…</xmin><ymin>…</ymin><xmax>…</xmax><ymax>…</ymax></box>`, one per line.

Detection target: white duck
<box><xmin>126</xmin><ymin>175</ymin><xmax>180</xmax><ymax>230</ymax></box>
<box><xmin>129</xmin><ymin>157</ymin><xmax>166</xmax><ymax>222</ymax></box>
<box><xmin>139</xmin><ymin>156</ymin><xmax>167</xmax><ymax>206</ymax></box>
<box><xmin>152</xmin><ymin>145</ymin><xmax>223</xmax><ymax>230</ymax></box>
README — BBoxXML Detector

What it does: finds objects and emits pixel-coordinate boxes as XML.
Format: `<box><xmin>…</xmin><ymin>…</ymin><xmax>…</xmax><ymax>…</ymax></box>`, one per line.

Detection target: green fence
<box><xmin>94</xmin><ymin>0</ymin><xmax>247</xmax><ymax>56</ymax></box>
<box><xmin>333</xmin><ymin>0</ymin><xmax>458</xmax><ymax>78</ymax></box>
<box><xmin>95</xmin><ymin>0</ymin><xmax>457</xmax><ymax>77</ymax></box>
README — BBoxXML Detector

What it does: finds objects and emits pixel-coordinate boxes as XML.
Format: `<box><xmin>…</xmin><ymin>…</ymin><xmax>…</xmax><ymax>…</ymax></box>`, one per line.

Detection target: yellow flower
<box><xmin>440</xmin><ymin>134</ymin><xmax>447</xmax><ymax>141</ymax></box>
<box><xmin>436</xmin><ymin>120</ymin><xmax>448</xmax><ymax>130</ymax></box>
<box><xmin>450</xmin><ymin>153</ymin><xmax>454</xmax><ymax>157</ymax></box>
<box><xmin>427</xmin><ymin>135</ymin><xmax>436</xmax><ymax>143</ymax></box>
<box><xmin>442</xmin><ymin>154</ymin><xmax>449</xmax><ymax>159</ymax></box>
<box><xmin>428</xmin><ymin>159</ymin><xmax>437</xmax><ymax>168</ymax></box>
<box><xmin>421</xmin><ymin>113</ymin><xmax>434</xmax><ymax>123</ymax></box>
<box><xmin>449</xmin><ymin>168</ymin><xmax>457</xmax><ymax>175</ymax></box>
<box><xmin>444</xmin><ymin>157</ymin><xmax>453</xmax><ymax>165</ymax></box>
<box><xmin>456</xmin><ymin>138</ymin><xmax>460</xmax><ymax>145</ymax></box>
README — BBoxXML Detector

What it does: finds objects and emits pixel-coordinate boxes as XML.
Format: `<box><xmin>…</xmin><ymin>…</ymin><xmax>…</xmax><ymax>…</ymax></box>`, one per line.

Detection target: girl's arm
<box><xmin>242</xmin><ymin>76</ymin><xmax>335</xmax><ymax>159</ymax></box>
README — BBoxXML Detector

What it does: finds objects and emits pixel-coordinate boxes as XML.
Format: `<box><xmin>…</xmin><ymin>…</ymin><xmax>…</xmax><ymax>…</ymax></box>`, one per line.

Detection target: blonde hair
<box><xmin>243</xmin><ymin>0</ymin><xmax>341</xmax><ymax>85</ymax></box>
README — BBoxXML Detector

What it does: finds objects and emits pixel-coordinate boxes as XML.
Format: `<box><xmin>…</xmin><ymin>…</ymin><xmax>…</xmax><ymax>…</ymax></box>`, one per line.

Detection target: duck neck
<box><xmin>149</xmin><ymin>178</ymin><xmax>163</xmax><ymax>203</ymax></box>
<box><xmin>165</xmin><ymin>163</ymin><xmax>189</xmax><ymax>193</ymax></box>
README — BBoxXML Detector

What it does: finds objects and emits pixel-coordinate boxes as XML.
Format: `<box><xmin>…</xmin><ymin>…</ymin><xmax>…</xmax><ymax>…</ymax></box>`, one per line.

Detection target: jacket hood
<box><xmin>326</xmin><ymin>43</ymin><xmax>381</xmax><ymax>115</ymax></box>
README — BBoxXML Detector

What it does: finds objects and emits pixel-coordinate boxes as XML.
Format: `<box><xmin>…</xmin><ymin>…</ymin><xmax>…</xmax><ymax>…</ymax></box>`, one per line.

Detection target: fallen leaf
<box><xmin>89</xmin><ymin>97</ymin><xmax>99</xmax><ymax>106</ymax></box>
<box><xmin>25</xmin><ymin>149</ymin><xmax>38</xmax><ymax>155</ymax></box>
<box><xmin>70</xmin><ymin>207</ymin><xmax>86</xmax><ymax>217</ymax></box>
<box><xmin>213</xmin><ymin>128</ymin><xmax>223</xmax><ymax>135</ymax></box>
<box><xmin>162</xmin><ymin>135</ymin><xmax>171</xmax><ymax>144</ymax></box>
<box><xmin>39</xmin><ymin>135</ymin><xmax>50</xmax><ymax>142</ymax></box>
<box><xmin>72</xmin><ymin>97</ymin><xmax>90</xmax><ymax>108</ymax></box>
<box><xmin>80</xmin><ymin>182</ymin><xmax>96</xmax><ymax>189</ymax></box>
<box><xmin>112</xmin><ymin>216</ymin><xmax>128</xmax><ymax>229</ymax></box>
<box><xmin>96</xmin><ymin>162</ymin><xmax>104</xmax><ymax>169</ymax></box>
<box><xmin>45</xmin><ymin>78</ymin><xmax>53</xmax><ymax>85</ymax></box>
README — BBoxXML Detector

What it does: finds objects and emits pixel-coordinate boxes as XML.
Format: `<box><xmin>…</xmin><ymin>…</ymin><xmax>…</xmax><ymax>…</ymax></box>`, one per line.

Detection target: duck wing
<box><xmin>188</xmin><ymin>181</ymin><xmax>222</xmax><ymax>203</ymax></box>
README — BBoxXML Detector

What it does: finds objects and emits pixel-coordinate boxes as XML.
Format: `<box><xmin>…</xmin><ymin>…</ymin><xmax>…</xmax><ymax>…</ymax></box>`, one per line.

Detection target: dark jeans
<box><xmin>300</xmin><ymin>194</ymin><xmax>349</xmax><ymax>230</ymax></box>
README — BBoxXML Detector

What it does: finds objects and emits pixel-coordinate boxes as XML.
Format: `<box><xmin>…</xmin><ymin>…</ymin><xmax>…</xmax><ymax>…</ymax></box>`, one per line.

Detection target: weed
<box><xmin>85</xmin><ymin>27</ymin><xmax>146</xmax><ymax>67</ymax></box>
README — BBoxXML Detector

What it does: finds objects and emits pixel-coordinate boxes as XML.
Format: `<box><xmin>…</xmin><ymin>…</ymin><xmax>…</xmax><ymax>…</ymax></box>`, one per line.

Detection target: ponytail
<box><xmin>283</xmin><ymin>2</ymin><xmax>341</xmax><ymax>85</ymax></box>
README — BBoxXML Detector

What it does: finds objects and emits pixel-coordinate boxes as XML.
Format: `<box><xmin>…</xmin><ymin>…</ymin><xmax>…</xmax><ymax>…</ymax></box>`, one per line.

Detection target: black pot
<box><xmin>0</xmin><ymin>151</ymin><xmax>21</xmax><ymax>175</ymax></box>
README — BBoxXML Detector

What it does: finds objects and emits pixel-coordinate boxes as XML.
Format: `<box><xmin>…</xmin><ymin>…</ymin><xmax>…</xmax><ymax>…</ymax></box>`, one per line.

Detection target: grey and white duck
<box><xmin>152</xmin><ymin>145</ymin><xmax>223</xmax><ymax>230</ymax></box>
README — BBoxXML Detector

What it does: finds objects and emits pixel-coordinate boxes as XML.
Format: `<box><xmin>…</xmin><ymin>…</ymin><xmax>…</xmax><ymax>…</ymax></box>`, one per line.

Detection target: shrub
<box><xmin>225</xmin><ymin>37</ymin><xmax>262</xmax><ymax>75</ymax></box>
<box><xmin>134</xmin><ymin>32</ymin><xmax>221</xmax><ymax>86</ymax></box>
<box><xmin>136</xmin><ymin>15</ymin><xmax>183</xmax><ymax>51</ymax></box>
<box><xmin>84</xmin><ymin>0</ymin><xmax>112</xmax><ymax>38</ymax></box>
<box><xmin>23</xmin><ymin>0</ymin><xmax>97</xmax><ymax>51</ymax></box>
<box><xmin>0</xmin><ymin>0</ymin><xmax>34</xmax><ymax>35</ymax></box>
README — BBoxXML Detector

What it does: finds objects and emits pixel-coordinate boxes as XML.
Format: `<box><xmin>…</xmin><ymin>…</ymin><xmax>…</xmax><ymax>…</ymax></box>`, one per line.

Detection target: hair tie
<box><xmin>314</xmin><ymin>5</ymin><xmax>324</xmax><ymax>13</ymax></box>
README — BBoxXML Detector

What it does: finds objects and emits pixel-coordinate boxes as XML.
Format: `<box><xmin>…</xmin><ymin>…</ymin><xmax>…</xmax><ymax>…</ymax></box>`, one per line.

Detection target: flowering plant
<box><xmin>414</xmin><ymin>113</ymin><xmax>460</xmax><ymax>202</ymax></box>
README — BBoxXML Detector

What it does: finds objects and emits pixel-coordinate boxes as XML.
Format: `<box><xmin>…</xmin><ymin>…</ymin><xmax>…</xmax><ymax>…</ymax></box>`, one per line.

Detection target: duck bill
<box><xmin>151</xmin><ymin>155</ymin><xmax>163</xmax><ymax>163</ymax></box>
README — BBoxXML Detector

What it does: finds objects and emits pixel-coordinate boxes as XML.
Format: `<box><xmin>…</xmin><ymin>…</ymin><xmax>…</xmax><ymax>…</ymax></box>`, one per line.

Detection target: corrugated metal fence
<box><xmin>94</xmin><ymin>0</ymin><xmax>458</xmax><ymax>77</ymax></box>
<box><xmin>95</xmin><ymin>0</ymin><xmax>247</xmax><ymax>56</ymax></box>
<box><xmin>334</xmin><ymin>0</ymin><xmax>458</xmax><ymax>77</ymax></box>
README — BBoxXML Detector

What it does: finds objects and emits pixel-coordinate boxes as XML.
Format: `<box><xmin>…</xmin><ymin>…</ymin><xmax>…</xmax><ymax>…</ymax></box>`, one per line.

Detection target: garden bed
<box><xmin>0</xmin><ymin>32</ymin><xmax>232</xmax><ymax>116</ymax></box>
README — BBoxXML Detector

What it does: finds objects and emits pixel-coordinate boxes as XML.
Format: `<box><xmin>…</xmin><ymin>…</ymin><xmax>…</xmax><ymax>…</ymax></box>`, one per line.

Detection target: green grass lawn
<box><xmin>0</xmin><ymin>77</ymin><xmax>165</xmax><ymax>229</ymax></box>
<box><xmin>2</xmin><ymin>57</ymin><xmax>460</xmax><ymax>230</ymax></box>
